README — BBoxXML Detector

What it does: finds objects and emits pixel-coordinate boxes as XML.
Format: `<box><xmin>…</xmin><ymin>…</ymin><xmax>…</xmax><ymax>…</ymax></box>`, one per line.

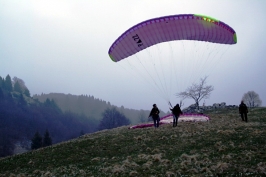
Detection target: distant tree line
<box><xmin>33</xmin><ymin>93</ymin><xmax>161</xmax><ymax>124</ymax></box>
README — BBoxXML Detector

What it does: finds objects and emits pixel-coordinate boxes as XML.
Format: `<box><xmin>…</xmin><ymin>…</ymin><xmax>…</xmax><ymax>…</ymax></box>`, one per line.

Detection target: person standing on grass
<box><xmin>170</xmin><ymin>103</ymin><xmax>183</xmax><ymax>127</ymax></box>
<box><xmin>239</xmin><ymin>100</ymin><xmax>248</xmax><ymax>122</ymax></box>
<box><xmin>149</xmin><ymin>104</ymin><xmax>160</xmax><ymax>128</ymax></box>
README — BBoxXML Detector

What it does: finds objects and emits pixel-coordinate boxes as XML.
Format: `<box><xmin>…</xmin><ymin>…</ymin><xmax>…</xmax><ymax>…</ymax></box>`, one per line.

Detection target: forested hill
<box><xmin>33</xmin><ymin>93</ymin><xmax>166</xmax><ymax>124</ymax></box>
<box><xmin>0</xmin><ymin>75</ymin><xmax>98</xmax><ymax>158</ymax></box>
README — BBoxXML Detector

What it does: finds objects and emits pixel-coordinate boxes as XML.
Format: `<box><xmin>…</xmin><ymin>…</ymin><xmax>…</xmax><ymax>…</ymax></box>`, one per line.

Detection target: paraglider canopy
<box><xmin>108</xmin><ymin>14</ymin><xmax>237</xmax><ymax>62</ymax></box>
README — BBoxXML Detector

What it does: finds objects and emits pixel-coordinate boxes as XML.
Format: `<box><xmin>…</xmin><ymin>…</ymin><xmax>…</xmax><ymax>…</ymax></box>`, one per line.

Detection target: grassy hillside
<box><xmin>0</xmin><ymin>107</ymin><xmax>266</xmax><ymax>176</ymax></box>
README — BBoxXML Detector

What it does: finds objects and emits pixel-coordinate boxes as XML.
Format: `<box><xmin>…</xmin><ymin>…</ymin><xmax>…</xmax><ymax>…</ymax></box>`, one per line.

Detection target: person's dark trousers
<box><xmin>240</xmin><ymin>113</ymin><xmax>248</xmax><ymax>122</ymax></box>
<box><xmin>153</xmin><ymin>116</ymin><xmax>160</xmax><ymax>128</ymax></box>
<box><xmin>173</xmin><ymin>115</ymin><xmax>179</xmax><ymax>127</ymax></box>
<box><xmin>156</xmin><ymin>118</ymin><xmax>160</xmax><ymax>127</ymax></box>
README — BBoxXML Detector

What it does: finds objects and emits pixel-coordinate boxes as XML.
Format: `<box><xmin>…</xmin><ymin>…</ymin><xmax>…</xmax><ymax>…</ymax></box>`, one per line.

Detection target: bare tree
<box><xmin>176</xmin><ymin>77</ymin><xmax>214</xmax><ymax>110</ymax></box>
<box><xmin>242</xmin><ymin>91</ymin><xmax>262</xmax><ymax>107</ymax></box>
<box><xmin>12</xmin><ymin>77</ymin><xmax>28</xmax><ymax>91</ymax></box>
<box><xmin>179</xmin><ymin>99</ymin><xmax>184</xmax><ymax>108</ymax></box>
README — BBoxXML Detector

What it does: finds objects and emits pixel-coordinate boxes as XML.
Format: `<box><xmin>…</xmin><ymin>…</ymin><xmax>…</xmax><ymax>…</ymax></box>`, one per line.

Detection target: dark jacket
<box><xmin>170</xmin><ymin>105</ymin><xmax>183</xmax><ymax>116</ymax></box>
<box><xmin>239</xmin><ymin>103</ymin><xmax>248</xmax><ymax>113</ymax></box>
<box><xmin>149</xmin><ymin>107</ymin><xmax>160</xmax><ymax>118</ymax></box>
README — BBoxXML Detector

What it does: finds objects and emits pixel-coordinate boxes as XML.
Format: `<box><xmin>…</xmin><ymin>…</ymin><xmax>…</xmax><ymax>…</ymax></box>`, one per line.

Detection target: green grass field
<box><xmin>1</xmin><ymin>107</ymin><xmax>266</xmax><ymax>176</ymax></box>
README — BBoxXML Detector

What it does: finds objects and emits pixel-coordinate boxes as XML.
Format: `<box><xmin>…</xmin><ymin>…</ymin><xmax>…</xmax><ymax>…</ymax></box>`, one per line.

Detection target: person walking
<box><xmin>149</xmin><ymin>104</ymin><xmax>160</xmax><ymax>128</ymax></box>
<box><xmin>239</xmin><ymin>100</ymin><xmax>248</xmax><ymax>122</ymax></box>
<box><xmin>170</xmin><ymin>104</ymin><xmax>183</xmax><ymax>127</ymax></box>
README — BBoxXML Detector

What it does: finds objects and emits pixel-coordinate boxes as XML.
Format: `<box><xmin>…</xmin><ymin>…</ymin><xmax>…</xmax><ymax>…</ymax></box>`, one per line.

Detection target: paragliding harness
<box><xmin>239</xmin><ymin>103</ymin><xmax>248</xmax><ymax>113</ymax></box>
<box><xmin>151</xmin><ymin>109</ymin><xmax>160</xmax><ymax>120</ymax></box>
<box><xmin>169</xmin><ymin>101</ymin><xmax>183</xmax><ymax>127</ymax></box>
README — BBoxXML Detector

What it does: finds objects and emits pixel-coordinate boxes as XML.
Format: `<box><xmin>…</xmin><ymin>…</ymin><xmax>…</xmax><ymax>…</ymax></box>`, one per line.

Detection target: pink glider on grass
<box><xmin>129</xmin><ymin>114</ymin><xmax>209</xmax><ymax>129</ymax></box>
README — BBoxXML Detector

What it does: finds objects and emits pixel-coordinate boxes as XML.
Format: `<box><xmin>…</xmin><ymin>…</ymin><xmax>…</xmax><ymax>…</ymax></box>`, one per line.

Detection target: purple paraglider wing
<box><xmin>108</xmin><ymin>14</ymin><xmax>237</xmax><ymax>62</ymax></box>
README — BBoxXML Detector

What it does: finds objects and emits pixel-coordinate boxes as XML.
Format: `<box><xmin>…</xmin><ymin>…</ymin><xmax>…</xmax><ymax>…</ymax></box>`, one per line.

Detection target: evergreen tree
<box><xmin>6</xmin><ymin>92</ymin><xmax>13</xmax><ymax>102</ymax></box>
<box><xmin>80</xmin><ymin>130</ymin><xmax>85</xmax><ymax>136</ymax></box>
<box><xmin>18</xmin><ymin>93</ymin><xmax>27</xmax><ymax>105</ymax></box>
<box><xmin>44</xmin><ymin>98</ymin><xmax>51</xmax><ymax>106</ymax></box>
<box><xmin>14</xmin><ymin>81</ymin><xmax>23</xmax><ymax>93</ymax></box>
<box><xmin>44</xmin><ymin>98</ymin><xmax>61</xmax><ymax>113</ymax></box>
<box><xmin>43</xmin><ymin>130</ymin><xmax>52</xmax><ymax>147</ymax></box>
<box><xmin>0</xmin><ymin>88</ymin><xmax>4</xmax><ymax>99</ymax></box>
<box><xmin>4</xmin><ymin>75</ymin><xmax>13</xmax><ymax>92</ymax></box>
<box><xmin>31</xmin><ymin>131</ymin><xmax>42</xmax><ymax>150</ymax></box>
<box><xmin>24</xmin><ymin>88</ymin><xmax>31</xmax><ymax>97</ymax></box>
<box><xmin>0</xmin><ymin>76</ymin><xmax>3</xmax><ymax>88</ymax></box>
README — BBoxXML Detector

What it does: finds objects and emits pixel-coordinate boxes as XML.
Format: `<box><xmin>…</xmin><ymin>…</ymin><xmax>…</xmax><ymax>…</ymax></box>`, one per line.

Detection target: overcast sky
<box><xmin>0</xmin><ymin>0</ymin><xmax>265</xmax><ymax>112</ymax></box>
